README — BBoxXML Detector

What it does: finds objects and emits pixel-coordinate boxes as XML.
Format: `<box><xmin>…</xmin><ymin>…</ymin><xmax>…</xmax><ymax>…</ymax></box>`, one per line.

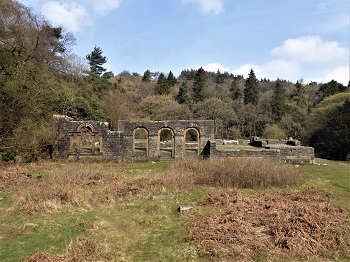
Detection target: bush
<box><xmin>1</xmin><ymin>150</ymin><xmax>17</xmax><ymax>162</ymax></box>
<box><xmin>262</xmin><ymin>124</ymin><xmax>286</xmax><ymax>139</ymax></box>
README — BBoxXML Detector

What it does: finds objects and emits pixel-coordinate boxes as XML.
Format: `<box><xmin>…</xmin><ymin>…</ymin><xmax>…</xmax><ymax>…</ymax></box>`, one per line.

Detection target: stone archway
<box><xmin>133</xmin><ymin>127</ymin><xmax>149</xmax><ymax>158</ymax></box>
<box><xmin>69</xmin><ymin>124</ymin><xmax>101</xmax><ymax>155</ymax></box>
<box><xmin>184</xmin><ymin>128</ymin><xmax>200</xmax><ymax>156</ymax></box>
<box><xmin>158</xmin><ymin>128</ymin><xmax>175</xmax><ymax>158</ymax></box>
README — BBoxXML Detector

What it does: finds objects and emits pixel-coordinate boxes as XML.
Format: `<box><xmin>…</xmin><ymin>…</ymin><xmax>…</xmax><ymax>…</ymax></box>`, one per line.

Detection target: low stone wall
<box><xmin>211</xmin><ymin>141</ymin><xmax>314</xmax><ymax>164</ymax></box>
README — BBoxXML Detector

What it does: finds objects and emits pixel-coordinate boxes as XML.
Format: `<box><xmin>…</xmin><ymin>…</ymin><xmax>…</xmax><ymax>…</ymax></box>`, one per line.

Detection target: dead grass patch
<box><xmin>23</xmin><ymin>236</ymin><xmax>104</xmax><ymax>262</ymax></box>
<box><xmin>0</xmin><ymin>164</ymin><xmax>31</xmax><ymax>191</ymax></box>
<box><xmin>163</xmin><ymin>157</ymin><xmax>302</xmax><ymax>189</ymax></box>
<box><xmin>102</xmin><ymin>176</ymin><xmax>164</xmax><ymax>200</ymax></box>
<box><xmin>16</xmin><ymin>165</ymin><xmax>124</xmax><ymax>214</ymax></box>
<box><xmin>187</xmin><ymin>190</ymin><xmax>350</xmax><ymax>261</ymax></box>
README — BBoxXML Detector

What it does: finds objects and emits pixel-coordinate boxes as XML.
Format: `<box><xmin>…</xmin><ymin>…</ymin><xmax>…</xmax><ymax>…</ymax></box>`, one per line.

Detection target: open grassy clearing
<box><xmin>0</xmin><ymin>158</ymin><xmax>349</xmax><ymax>261</ymax></box>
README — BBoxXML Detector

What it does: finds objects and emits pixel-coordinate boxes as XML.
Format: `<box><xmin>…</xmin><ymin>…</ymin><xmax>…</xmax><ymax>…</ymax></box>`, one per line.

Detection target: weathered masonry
<box><xmin>53</xmin><ymin>115</ymin><xmax>314</xmax><ymax>164</ymax></box>
<box><xmin>53</xmin><ymin>115</ymin><xmax>214</xmax><ymax>161</ymax></box>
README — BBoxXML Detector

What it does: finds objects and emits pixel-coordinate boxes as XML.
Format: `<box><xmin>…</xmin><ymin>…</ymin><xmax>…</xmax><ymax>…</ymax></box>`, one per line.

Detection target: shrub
<box><xmin>1</xmin><ymin>150</ymin><xmax>17</xmax><ymax>162</ymax></box>
<box><xmin>262</xmin><ymin>124</ymin><xmax>286</xmax><ymax>139</ymax></box>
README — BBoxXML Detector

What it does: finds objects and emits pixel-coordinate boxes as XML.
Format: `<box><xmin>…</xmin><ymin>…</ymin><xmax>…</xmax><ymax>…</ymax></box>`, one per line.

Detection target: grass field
<box><xmin>0</xmin><ymin>158</ymin><xmax>349</xmax><ymax>261</ymax></box>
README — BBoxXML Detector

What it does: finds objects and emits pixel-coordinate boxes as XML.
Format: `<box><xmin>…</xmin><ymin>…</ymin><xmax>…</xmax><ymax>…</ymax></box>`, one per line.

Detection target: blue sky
<box><xmin>20</xmin><ymin>0</ymin><xmax>349</xmax><ymax>84</ymax></box>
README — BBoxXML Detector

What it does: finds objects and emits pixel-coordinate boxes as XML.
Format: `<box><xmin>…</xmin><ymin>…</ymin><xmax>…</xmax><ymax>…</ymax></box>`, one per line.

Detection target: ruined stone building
<box><xmin>53</xmin><ymin>115</ymin><xmax>314</xmax><ymax>164</ymax></box>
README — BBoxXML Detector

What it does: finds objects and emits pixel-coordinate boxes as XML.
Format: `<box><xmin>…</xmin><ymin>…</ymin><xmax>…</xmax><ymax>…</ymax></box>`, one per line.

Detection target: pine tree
<box><xmin>215</xmin><ymin>69</ymin><xmax>224</xmax><ymax>84</ymax></box>
<box><xmin>244</xmin><ymin>69</ymin><xmax>259</xmax><ymax>105</ymax></box>
<box><xmin>142</xmin><ymin>70</ymin><xmax>152</xmax><ymax>82</ymax></box>
<box><xmin>230</xmin><ymin>79</ymin><xmax>241</xmax><ymax>100</ymax></box>
<box><xmin>271</xmin><ymin>79</ymin><xmax>287</xmax><ymax>121</ymax></box>
<box><xmin>291</xmin><ymin>80</ymin><xmax>310</xmax><ymax>109</ymax></box>
<box><xmin>193</xmin><ymin>67</ymin><xmax>207</xmax><ymax>102</ymax></box>
<box><xmin>154</xmin><ymin>73</ymin><xmax>170</xmax><ymax>95</ymax></box>
<box><xmin>167</xmin><ymin>71</ymin><xmax>177</xmax><ymax>86</ymax></box>
<box><xmin>176</xmin><ymin>82</ymin><xmax>190</xmax><ymax>104</ymax></box>
<box><xmin>86</xmin><ymin>45</ymin><xmax>107</xmax><ymax>77</ymax></box>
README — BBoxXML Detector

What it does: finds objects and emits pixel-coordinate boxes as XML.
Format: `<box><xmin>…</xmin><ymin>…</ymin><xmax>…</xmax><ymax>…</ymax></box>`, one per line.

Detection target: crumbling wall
<box><xmin>53</xmin><ymin>116</ymin><xmax>314</xmax><ymax>164</ymax></box>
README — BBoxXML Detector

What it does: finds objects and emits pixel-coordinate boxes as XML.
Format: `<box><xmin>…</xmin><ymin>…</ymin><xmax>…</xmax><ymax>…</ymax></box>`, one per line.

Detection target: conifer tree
<box><xmin>176</xmin><ymin>82</ymin><xmax>190</xmax><ymax>104</ymax></box>
<box><xmin>154</xmin><ymin>73</ymin><xmax>170</xmax><ymax>95</ymax></box>
<box><xmin>142</xmin><ymin>70</ymin><xmax>152</xmax><ymax>82</ymax></box>
<box><xmin>167</xmin><ymin>71</ymin><xmax>177</xmax><ymax>86</ymax></box>
<box><xmin>230</xmin><ymin>79</ymin><xmax>241</xmax><ymax>100</ymax></box>
<box><xmin>86</xmin><ymin>45</ymin><xmax>107</xmax><ymax>77</ymax></box>
<box><xmin>271</xmin><ymin>79</ymin><xmax>287</xmax><ymax>121</ymax></box>
<box><xmin>244</xmin><ymin>69</ymin><xmax>259</xmax><ymax>105</ymax></box>
<box><xmin>193</xmin><ymin>67</ymin><xmax>207</xmax><ymax>102</ymax></box>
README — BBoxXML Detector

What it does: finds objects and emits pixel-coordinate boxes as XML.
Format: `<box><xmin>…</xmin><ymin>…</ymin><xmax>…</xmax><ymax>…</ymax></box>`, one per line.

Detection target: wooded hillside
<box><xmin>1</xmin><ymin>0</ymin><xmax>349</xmax><ymax>161</ymax></box>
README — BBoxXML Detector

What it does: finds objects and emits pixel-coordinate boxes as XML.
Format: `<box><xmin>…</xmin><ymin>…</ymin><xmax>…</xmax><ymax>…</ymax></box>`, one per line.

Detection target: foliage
<box><xmin>319</xmin><ymin>80</ymin><xmax>348</xmax><ymax>101</ymax></box>
<box><xmin>154</xmin><ymin>72</ymin><xmax>170</xmax><ymax>95</ymax></box>
<box><xmin>137</xmin><ymin>95</ymin><xmax>192</xmax><ymax>120</ymax></box>
<box><xmin>176</xmin><ymin>82</ymin><xmax>190</xmax><ymax>104</ymax></box>
<box><xmin>309</xmin><ymin>99</ymin><xmax>350</xmax><ymax>160</ymax></box>
<box><xmin>142</xmin><ymin>69</ymin><xmax>152</xmax><ymax>82</ymax></box>
<box><xmin>1</xmin><ymin>150</ymin><xmax>17</xmax><ymax>162</ymax></box>
<box><xmin>271</xmin><ymin>79</ymin><xmax>287</xmax><ymax>121</ymax></box>
<box><xmin>244</xmin><ymin>69</ymin><xmax>259</xmax><ymax>105</ymax></box>
<box><xmin>86</xmin><ymin>45</ymin><xmax>107</xmax><ymax>77</ymax></box>
<box><xmin>1</xmin><ymin>0</ymin><xmax>349</xmax><ymax>161</ymax></box>
<box><xmin>192</xmin><ymin>67</ymin><xmax>207</xmax><ymax>102</ymax></box>
<box><xmin>262</xmin><ymin>124</ymin><xmax>286</xmax><ymax>139</ymax></box>
<box><xmin>102</xmin><ymin>91</ymin><xmax>131</xmax><ymax>130</ymax></box>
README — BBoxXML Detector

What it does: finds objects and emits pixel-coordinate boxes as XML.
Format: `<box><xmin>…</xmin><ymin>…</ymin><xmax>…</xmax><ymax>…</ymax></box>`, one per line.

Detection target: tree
<box><xmin>176</xmin><ymin>82</ymin><xmax>190</xmax><ymax>104</ymax></box>
<box><xmin>102</xmin><ymin>91</ymin><xmax>131</xmax><ymax>130</ymax></box>
<box><xmin>167</xmin><ymin>71</ymin><xmax>177</xmax><ymax>86</ymax></box>
<box><xmin>86</xmin><ymin>45</ymin><xmax>107</xmax><ymax>77</ymax></box>
<box><xmin>230</xmin><ymin>79</ymin><xmax>241</xmax><ymax>101</ymax></box>
<box><xmin>154</xmin><ymin>73</ymin><xmax>170</xmax><ymax>95</ymax></box>
<box><xmin>215</xmin><ymin>69</ymin><xmax>225</xmax><ymax>84</ymax></box>
<box><xmin>319</xmin><ymin>80</ymin><xmax>348</xmax><ymax>101</ymax></box>
<box><xmin>0</xmin><ymin>0</ymin><xmax>75</xmax><ymax>71</ymax></box>
<box><xmin>193</xmin><ymin>67</ymin><xmax>207</xmax><ymax>102</ymax></box>
<box><xmin>309</xmin><ymin>99</ymin><xmax>350</xmax><ymax>160</ymax></box>
<box><xmin>137</xmin><ymin>95</ymin><xmax>192</xmax><ymax>120</ymax></box>
<box><xmin>193</xmin><ymin>97</ymin><xmax>234</xmax><ymax>138</ymax></box>
<box><xmin>142</xmin><ymin>70</ymin><xmax>152</xmax><ymax>82</ymax></box>
<box><xmin>244</xmin><ymin>69</ymin><xmax>259</xmax><ymax>105</ymax></box>
<box><xmin>271</xmin><ymin>79</ymin><xmax>287</xmax><ymax>121</ymax></box>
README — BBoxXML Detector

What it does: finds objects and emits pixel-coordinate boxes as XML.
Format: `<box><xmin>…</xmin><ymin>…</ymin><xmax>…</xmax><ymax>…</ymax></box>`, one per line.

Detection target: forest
<box><xmin>1</xmin><ymin>0</ymin><xmax>349</xmax><ymax>162</ymax></box>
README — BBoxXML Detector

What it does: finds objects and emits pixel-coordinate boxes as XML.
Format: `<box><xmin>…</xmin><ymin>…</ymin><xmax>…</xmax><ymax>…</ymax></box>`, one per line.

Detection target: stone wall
<box><xmin>53</xmin><ymin>116</ymin><xmax>215</xmax><ymax>162</ymax></box>
<box><xmin>53</xmin><ymin>115</ymin><xmax>314</xmax><ymax>164</ymax></box>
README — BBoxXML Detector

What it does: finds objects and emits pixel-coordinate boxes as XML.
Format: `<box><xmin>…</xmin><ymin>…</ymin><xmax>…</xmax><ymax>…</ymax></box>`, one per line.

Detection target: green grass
<box><xmin>0</xmin><ymin>207</ymin><xmax>96</xmax><ymax>261</ymax></box>
<box><xmin>0</xmin><ymin>158</ymin><xmax>349</xmax><ymax>261</ymax></box>
<box><xmin>299</xmin><ymin>158</ymin><xmax>350</xmax><ymax>211</ymax></box>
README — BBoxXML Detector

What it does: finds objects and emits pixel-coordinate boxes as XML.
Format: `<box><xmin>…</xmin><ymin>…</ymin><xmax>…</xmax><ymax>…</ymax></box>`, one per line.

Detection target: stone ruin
<box><xmin>53</xmin><ymin>115</ymin><xmax>314</xmax><ymax>164</ymax></box>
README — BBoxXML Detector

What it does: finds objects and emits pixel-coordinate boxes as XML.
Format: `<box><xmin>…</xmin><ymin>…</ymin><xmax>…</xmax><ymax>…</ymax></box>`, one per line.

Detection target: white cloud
<box><xmin>271</xmin><ymin>36</ymin><xmax>348</xmax><ymax>64</ymax></box>
<box><xmin>191</xmin><ymin>36</ymin><xmax>349</xmax><ymax>85</ymax></box>
<box><xmin>195</xmin><ymin>63</ymin><xmax>229</xmax><ymax>72</ymax></box>
<box><xmin>182</xmin><ymin>0</ymin><xmax>224</xmax><ymax>15</ymax></box>
<box><xmin>90</xmin><ymin>0</ymin><xmax>122</xmax><ymax>15</ymax></box>
<box><xmin>325</xmin><ymin>66</ymin><xmax>349</xmax><ymax>85</ymax></box>
<box><xmin>41</xmin><ymin>1</ymin><xmax>92</xmax><ymax>33</ymax></box>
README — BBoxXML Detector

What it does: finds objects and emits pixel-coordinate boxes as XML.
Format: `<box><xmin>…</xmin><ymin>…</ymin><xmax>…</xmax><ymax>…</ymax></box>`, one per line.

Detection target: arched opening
<box><xmin>184</xmin><ymin>128</ymin><xmax>200</xmax><ymax>156</ymax></box>
<box><xmin>158</xmin><ymin>128</ymin><xmax>175</xmax><ymax>158</ymax></box>
<box><xmin>133</xmin><ymin>127</ymin><xmax>149</xmax><ymax>158</ymax></box>
<box><xmin>69</xmin><ymin>125</ymin><xmax>101</xmax><ymax>155</ymax></box>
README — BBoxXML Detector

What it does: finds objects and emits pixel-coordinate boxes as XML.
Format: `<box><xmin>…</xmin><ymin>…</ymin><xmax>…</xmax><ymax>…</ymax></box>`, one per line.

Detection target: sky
<box><xmin>19</xmin><ymin>0</ymin><xmax>349</xmax><ymax>84</ymax></box>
